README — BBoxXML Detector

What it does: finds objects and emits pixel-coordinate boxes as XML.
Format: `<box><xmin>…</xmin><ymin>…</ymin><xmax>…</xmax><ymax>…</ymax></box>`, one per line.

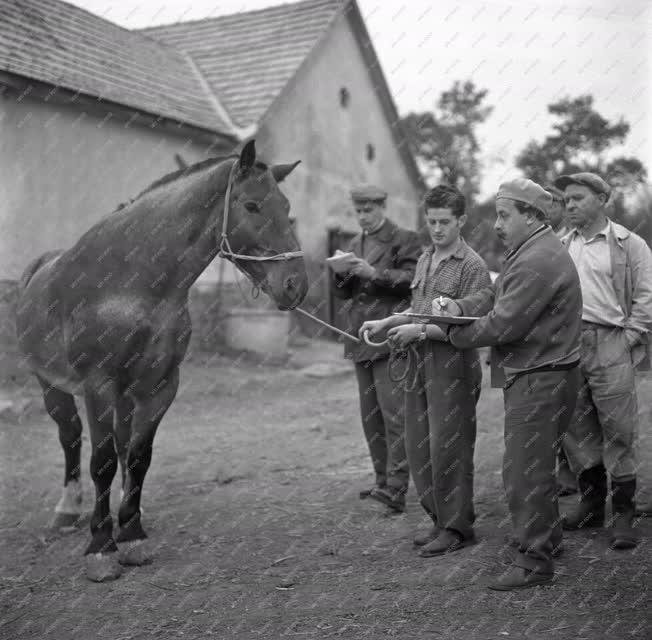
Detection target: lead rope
<box><xmin>362</xmin><ymin>330</ymin><xmax>421</xmax><ymax>392</ymax></box>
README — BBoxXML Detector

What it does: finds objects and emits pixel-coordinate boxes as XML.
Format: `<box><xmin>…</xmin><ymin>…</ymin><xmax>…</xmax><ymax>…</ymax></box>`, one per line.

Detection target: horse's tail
<box><xmin>17</xmin><ymin>250</ymin><xmax>64</xmax><ymax>296</ymax></box>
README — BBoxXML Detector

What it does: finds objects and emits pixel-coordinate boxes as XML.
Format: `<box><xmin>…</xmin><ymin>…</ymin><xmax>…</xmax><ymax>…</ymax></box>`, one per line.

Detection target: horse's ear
<box><xmin>271</xmin><ymin>161</ymin><xmax>301</xmax><ymax>184</ymax></box>
<box><xmin>239</xmin><ymin>139</ymin><xmax>256</xmax><ymax>173</ymax></box>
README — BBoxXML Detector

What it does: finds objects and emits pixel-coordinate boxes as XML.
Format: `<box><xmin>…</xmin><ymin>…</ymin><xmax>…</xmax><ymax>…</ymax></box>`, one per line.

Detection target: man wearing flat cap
<box><xmin>432</xmin><ymin>178</ymin><xmax>582</xmax><ymax>590</ymax></box>
<box><xmin>330</xmin><ymin>183</ymin><xmax>421</xmax><ymax>513</ymax></box>
<box><xmin>545</xmin><ymin>185</ymin><xmax>572</xmax><ymax>238</ymax></box>
<box><xmin>543</xmin><ymin>184</ymin><xmax>577</xmax><ymax>496</ymax></box>
<box><xmin>554</xmin><ymin>172</ymin><xmax>652</xmax><ymax>550</ymax></box>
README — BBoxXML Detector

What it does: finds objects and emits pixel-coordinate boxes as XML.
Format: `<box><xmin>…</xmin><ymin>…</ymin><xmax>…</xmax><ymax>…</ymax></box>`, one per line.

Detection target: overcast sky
<box><xmin>68</xmin><ymin>0</ymin><xmax>652</xmax><ymax>199</ymax></box>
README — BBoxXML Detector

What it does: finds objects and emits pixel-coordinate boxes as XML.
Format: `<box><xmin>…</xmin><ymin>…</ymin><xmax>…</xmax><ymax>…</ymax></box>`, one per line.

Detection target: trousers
<box><xmin>563</xmin><ymin>326</ymin><xmax>638</xmax><ymax>481</ymax></box>
<box><xmin>403</xmin><ymin>341</ymin><xmax>482</xmax><ymax>539</ymax></box>
<box><xmin>504</xmin><ymin>367</ymin><xmax>580</xmax><ymax>572</ymax></box>
<box><xmin>354</xmin><ymin>358</ymin><xmax>409</xmax><ymax>489</ymax></box>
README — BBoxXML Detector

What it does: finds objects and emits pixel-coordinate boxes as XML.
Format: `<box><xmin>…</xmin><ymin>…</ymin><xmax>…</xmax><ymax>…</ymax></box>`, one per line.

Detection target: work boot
<box><xmin>635</xmin><ymin>500</ymin><xmax>652</xmax><ymax>517</ymax></box>
<box><xmin>557</xmin><ymin>454</ymin><xmax>578</xmax><ymax>497</ymax></box>
<box><xmin>562</xmin><ymin>464</ymin><xmax>607</xmax><ymax>530</ymax></box>
<box><xmin>609</xmin><ymin>479</ymin><xmax>639</xmax><ymax>550</ymax></box>
<box><xmin>369</xmin><ymin>486</ymin><xmax>406</xmax><ymax>513</ymax></box>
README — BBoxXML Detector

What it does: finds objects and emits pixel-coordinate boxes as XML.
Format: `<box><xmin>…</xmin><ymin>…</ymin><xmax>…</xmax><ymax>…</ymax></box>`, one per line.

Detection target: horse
<box><xmin>15</xmin><ymin>140</ymin><xmax>308</xmax><ymax>582</ymax></box>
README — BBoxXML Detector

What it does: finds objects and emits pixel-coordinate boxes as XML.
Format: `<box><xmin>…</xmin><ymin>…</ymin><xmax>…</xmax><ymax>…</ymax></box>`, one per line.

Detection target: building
<box><xmin>0</xmin><ymin>0</ymin><xmax>424</xmax><ymax>376</ymax></box>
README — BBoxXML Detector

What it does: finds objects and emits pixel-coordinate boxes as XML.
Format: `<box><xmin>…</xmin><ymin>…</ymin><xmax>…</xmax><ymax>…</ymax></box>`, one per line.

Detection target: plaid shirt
<box><xmin>410</xmin><ymin>239</ymin><xmax>491</xmax><ymax>317</ymax></box>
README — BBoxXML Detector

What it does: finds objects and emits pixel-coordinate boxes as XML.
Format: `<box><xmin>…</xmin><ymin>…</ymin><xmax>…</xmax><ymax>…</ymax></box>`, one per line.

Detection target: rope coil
<box><xmin>363</xmin><ymin>330</ymin><xmax>420</xmax><ymax>392</ymax></box>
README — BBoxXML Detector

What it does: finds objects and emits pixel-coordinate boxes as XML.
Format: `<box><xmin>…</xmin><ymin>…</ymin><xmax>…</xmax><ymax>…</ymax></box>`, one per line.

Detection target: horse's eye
<box><xmin>244</xmin><ymin>201</ymin><xmax>260</xmax><ymax>214</ymax></box>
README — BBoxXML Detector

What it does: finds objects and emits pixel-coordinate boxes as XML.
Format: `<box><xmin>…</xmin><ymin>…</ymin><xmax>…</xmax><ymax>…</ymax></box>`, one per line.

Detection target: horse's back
<box><xmin>18</xmin><ymin>250</ymin><xmax>64</xmax><ymax>294</ymax></box>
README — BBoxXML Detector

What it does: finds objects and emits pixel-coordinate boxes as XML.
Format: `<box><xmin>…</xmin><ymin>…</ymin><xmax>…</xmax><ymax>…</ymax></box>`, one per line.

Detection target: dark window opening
<box><xmin>339</xmin><ymin>87</ymin><xmax>350</xmax><ymax>108</ymax></box>
<box><xmin>366</xmin><ymin>143</ymin><xmax>375</xmax><ymax>162</ymax></box>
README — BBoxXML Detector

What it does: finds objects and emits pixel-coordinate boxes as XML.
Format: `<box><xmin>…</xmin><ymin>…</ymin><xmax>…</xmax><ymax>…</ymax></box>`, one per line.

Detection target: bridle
<box><xmin>217</xmin><ymin>160</ymin><xmax>305</xmax><ymax>263</ymax></box>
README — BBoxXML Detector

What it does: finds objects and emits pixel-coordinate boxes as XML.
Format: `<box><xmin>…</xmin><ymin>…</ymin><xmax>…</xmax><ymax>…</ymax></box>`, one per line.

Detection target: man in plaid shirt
<box><xmin>361</xmin><ymin>185</ymin><xmax>490</xmax><ymax>556</ymax></box>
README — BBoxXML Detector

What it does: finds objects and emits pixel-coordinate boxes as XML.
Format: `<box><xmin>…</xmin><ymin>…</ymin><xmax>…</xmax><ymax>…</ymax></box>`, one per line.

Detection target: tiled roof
<box><xmin>140</xmin><ymin>0</ymin><xmax>345</xmax><ymax>128</ymax></box>
<box><xmin>0</xmin><ymin>0</ymin><xmax>235</xmax><ymax>135</ymax></box>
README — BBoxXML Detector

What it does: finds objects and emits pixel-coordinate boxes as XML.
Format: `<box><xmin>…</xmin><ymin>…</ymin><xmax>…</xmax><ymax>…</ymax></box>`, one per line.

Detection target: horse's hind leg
<box><xmin>37</xmin><ymin>376</ymin><xmax>84</xmax><ymax>529</ymax></box>
<box><xmin>116</xmin><ymin>368</ymin><xmax>179</xmax><ymax>567</ymax></box>
<box><xmin>114</xmin><ymin>393</ymin><xmax>133</xmax><ymax>497</ymax></box>
<box><xmin>114</xmin><ymin>394</ymin><xmax>145</xmax><ymax>516</ymax></box>
<box><xmin>83</xmin><ymin>379</ymin><xmax>122</xmax><ymax>582</ymax></box>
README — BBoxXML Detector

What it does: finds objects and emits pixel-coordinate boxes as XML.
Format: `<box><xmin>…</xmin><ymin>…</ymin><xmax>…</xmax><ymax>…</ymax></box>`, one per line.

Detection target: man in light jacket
<box><xmin>555</xmin><ymin>172</ymin><xmax>652</xmax><ymax>550</ymax></box>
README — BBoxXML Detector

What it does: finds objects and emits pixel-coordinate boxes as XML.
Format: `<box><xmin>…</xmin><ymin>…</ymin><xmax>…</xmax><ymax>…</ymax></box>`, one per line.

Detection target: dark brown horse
<box><xmin>15</xmin><ymin>140</ymin><xmax>308</xmax><ymax>581</ymax></box>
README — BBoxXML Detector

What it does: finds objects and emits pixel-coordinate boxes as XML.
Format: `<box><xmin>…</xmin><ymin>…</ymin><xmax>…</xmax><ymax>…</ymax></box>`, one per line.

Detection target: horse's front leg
<box><xmin>116</xmin><ymin>368</ymin><xmax>179</xmax><ymax>567</ymax></box>
<box><xmin>83</xmin><ymin>379</ymin><xmax>121</xmax><ymax>582</ymax></box>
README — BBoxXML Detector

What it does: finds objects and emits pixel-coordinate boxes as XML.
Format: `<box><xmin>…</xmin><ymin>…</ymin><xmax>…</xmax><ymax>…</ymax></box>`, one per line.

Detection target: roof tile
<box><xmin>0</xmin><ymin>0</ymin><xmax>234</xmax><ymax>134</ymax></box>
<box><xmin>140</xmin><ymin>0</ymin><xmax>345</xmax><ymax>127</ymax></box>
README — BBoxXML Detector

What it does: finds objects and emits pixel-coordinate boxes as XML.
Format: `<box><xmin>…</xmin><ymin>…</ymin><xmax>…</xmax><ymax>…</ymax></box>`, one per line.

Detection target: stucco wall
<box><xmin>0</xmin><ymin>89</ymin><xmax>227</xmax><ymax>282</ymax></box>
<box><xmin>253</xmin><ymin>10</ymin><xmax>421</xmax><ymax>319</ymax></box>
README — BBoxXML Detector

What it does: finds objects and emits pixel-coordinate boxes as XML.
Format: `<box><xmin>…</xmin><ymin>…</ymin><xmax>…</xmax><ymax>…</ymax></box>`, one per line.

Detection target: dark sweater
<box><xmin>332</xmin><ymin>218</ymin><xmax>421</xmax><ymax>362</ymax></box>
<box><xmin>449</xmin><ymin>226</ymin><xmax>582</xmax><ymax>387</ymax></box>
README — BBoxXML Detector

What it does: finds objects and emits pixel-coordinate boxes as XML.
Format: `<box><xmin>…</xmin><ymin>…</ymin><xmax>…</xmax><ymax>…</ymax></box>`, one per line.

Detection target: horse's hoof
<box><xmin>118</xmin><ymin>539</ymin><xmax>153</xmax><ymax>566</ymax></box>
<box><xmin>49</xmin><ymin>512</ymin><xmax>84</xmax><ymax>530</ymax></box>
<box><xmin>85</xmin><ymin>553</ymin><xmax>123</xmax><ymax>582</ymax></box>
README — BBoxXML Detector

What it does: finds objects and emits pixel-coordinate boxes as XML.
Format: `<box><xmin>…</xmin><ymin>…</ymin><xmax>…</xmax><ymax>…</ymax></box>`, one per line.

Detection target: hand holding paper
<box><xmin>432</xmin><ymin>296</ymin><xmax>462</xmax><ymax>317</ymax></box>
<box><xmin>326</xmin><ymin>250</ymin><xmax>356</xmax><ymax>274</ymax></box>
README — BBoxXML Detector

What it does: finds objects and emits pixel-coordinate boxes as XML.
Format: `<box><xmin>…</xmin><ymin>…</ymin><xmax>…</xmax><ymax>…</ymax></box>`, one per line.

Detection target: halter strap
<box><xmin>218</xmin><ymin>160</ymin><xmax>305</xmax><ymax>263</ymax></box>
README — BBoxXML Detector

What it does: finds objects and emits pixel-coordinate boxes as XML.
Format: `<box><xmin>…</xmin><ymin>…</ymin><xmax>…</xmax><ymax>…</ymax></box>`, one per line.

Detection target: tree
<box><xmin>400</xmin><ymin>81</ymin><xmax>493</xmax><ymax>201</ymax></box>
<box><xmin>516</xmin><ymin>95</ymin><xmax>646</xmax><ymax>186</ymax></box>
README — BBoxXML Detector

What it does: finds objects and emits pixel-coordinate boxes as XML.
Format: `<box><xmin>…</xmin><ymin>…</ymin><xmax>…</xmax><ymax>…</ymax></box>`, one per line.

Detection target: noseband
<box><xmin>217</xmin><ymin>160</ymin><xmax>305</xmax><ymax>263</ymax></box>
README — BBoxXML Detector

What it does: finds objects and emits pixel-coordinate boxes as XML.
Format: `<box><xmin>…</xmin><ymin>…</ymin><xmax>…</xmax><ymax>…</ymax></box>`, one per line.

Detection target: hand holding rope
<box><xmin>362</xmin><ymin>330</ymin><xmax>420</xmax><ymax>392</ymax></box>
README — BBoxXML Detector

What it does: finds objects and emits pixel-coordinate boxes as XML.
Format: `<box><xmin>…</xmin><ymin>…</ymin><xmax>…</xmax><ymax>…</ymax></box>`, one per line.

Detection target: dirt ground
<box><xmin>0</xmin><ymin>339</ymin><xmax>650</xmax><ymax>640</ymax></box>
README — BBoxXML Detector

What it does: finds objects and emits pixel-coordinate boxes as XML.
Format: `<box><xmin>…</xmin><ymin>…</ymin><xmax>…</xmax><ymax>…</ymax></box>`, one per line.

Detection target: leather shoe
<box><xmin>413</xmin><ymin>525</ymin><xmax>439</xmax><ymax>547</ymax></box>
<box><xmin>487</xmin><ymin>565</ymin><xmax>554</xmax><ymax>591</ymax></box>
<box><xmin>359</xmin><ymin>483</ymin><xmax>385</xmax><ymax>500</ymax></box>
<box><xmin>369</xmin><ymin>486</ymin><xmax>406</xmax><ymax>513</ymax></box>
<box><xmin>418</xmin><ymin>529</ymin><xmax>475</xmax><ymax>557</ymax></box>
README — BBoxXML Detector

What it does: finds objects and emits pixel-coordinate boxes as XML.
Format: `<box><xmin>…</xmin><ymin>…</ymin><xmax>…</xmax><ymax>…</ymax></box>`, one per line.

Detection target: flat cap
<box><xmin>554</xmin><ymin>172</ymin><xmax>611</xmax><ymax>197</ymax></box>
<box><xmin>350</xmin><ymin>183</ymin><xmax>387</xmax><ymax>202</ymax></box>
<box><xmin>496</xmin><ymin>178</ymin><xmax>552</xmax><ymax>215</ymax></box>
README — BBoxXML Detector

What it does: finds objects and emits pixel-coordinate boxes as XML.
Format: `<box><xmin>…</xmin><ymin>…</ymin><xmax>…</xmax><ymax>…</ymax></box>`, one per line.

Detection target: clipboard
<box><xmin>392</xmin><ymin>312</ymin><xmax>480</xmax><ymax>325</ymax></box>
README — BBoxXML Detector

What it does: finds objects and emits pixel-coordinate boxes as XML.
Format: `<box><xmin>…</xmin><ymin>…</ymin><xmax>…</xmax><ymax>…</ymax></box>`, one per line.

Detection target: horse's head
<box><xmin>220</xmin><ymin>140</ymin><xmax>309</xmax><ymax>310</ymax></box>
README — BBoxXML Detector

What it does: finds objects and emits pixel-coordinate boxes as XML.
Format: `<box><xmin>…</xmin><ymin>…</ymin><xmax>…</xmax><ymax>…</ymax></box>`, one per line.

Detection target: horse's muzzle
<box><xmin>274</xmin><ymin>273</ymin><xmax>308</xmax><ymax>310</ymax></box>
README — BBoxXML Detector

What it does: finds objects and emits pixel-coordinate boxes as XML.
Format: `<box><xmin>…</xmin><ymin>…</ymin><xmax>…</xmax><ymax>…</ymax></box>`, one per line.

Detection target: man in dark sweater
<box><xmin>433</xmin><ymin>178</ymin><xmax>582</xmax><ymax>591</ymax></box>
<box><xmin>331</xmin><ymin>184</ymin><xmax>421</xmax><ymax>512</ymax></box>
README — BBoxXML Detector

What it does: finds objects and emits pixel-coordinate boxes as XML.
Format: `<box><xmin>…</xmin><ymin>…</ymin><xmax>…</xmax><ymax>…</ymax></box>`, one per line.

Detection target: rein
<box><xmin>217</xmin><ymin>161</ymin><xmax>305</xmax><ymax>263</ymax></box>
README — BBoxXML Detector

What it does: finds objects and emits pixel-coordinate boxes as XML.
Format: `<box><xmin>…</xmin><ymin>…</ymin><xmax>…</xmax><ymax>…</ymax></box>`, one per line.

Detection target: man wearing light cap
<box><xmin>331</xmin><ymin>183</ymin><xmax>421</xmax><ymax>512</ymax></box>
<box><xmin>432</xmin><ymin>178</ymin><xmax>582</xmax><ymax>590</ymax></box>
<box><xmin>554</xmin><ymin>172</ymin><xmax>652</xmax><ymax>550</ymax></box>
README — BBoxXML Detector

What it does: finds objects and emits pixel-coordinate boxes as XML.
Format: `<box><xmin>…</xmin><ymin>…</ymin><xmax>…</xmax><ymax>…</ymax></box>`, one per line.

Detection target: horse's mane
<box><xmin>113</xmin><ymin>155</ymin><xmax>270</xmax><ymax>213</ymax></box>
<box><xmin>113</xmin><ymin>154</ymin><xmax>239</xmax><ymax>212</ymax></box>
